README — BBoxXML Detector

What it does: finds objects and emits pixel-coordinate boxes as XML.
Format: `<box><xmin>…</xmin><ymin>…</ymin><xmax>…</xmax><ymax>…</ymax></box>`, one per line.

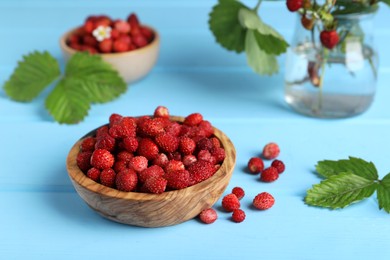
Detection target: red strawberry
<box><xmin>179</xmin><ymin>137</ymin><xmax>196</xmax><ymax>155</ymax></box>
<box><xmin>248</xmin><ymin>157</ymin><xmax>264</xmax><ymax>174</ymax></box>
<box><xmin>253</xmin><ymin>192</ymin><xmax>275</xmax><ymax>210</ymax></box>
<box><xmin>115</xmin><ymin>168</ymin><xmax>138</xmax><ymax>192</ymax></box>
<box><xmin>114</xmin><ymin>19</ymin><xmax>131</xmax><ymax>33</ymax></box>
<box><xmin>127</xmin><ymin>13</ymin><xmax>140</xmax><ymax>29</ymax></box>
<box><xmin>155</xmin><ymin>133</ymin><xmax>179</xmax><ymax>153</ymax></box>
<box><xmin>109</xmin><ymin>117</ymin><xmax>137</xmax><ymax>139</ymax></box>
<box><xmin>164</xmin><ymin>170</ymin><xmax>190</xmax><ymax>190</ymax></box>
<box><xmin>154</xmin><ymin>106</ymin><xmax>169</xmax><ymax>118</ymax></box>
<box><xmin>90</xmin><ymin>149</ymin><xmax>114</xmax><ymax>170</ymax></box>
<box><xmin>95</xmin><ymin>134</ymin><xmax>116</xmax><ymax>151</ymax></box>
<box><xmin>320</xmin><ymin>30</ymin><xmax>340</xmax><ymax>49</ymax></box>
<box><xmin>271</xmin><ymin>159</ymin><xmax>286</xmax><ymax>174</ymax></box>
<box><xmin>165</xmin><ymin>160</ymin><xmax>185</xmax><ymax>174</ymax></box>
<box><xmin>109</xmin><ymin>113</ymin><xmax>123</xmax><ymax>127</ymax></box>
<box><xmin>182</xmin><ymin>155</ymin><xmax>197</xmax><ymax>167</ymax></box>
<box><xmin>113</xmin><ymin>39</ymin><xmax>129</xmax><ymax>52</ymax></box>
<box><xmin>116</xmin><ymin>151</ymin><xmax>133</xmax><ymax>162</ymax></box>
<box><xmin>140</xmin><ymin>26</ymin><xmax>154</xmax><ymax>42</ymax></box>
<box><xmin>138</xmin><ymin>118</ymin><xmax>165</xmax><ymax>137</ymax></box>
<box><xmin>262</xmin><ymin>142</ymin><xmax>280</xmax><ymax>160</ymax></box>
<box><xmin>232</xmin><ymin>209</ymin><xmax>246</xmax><ymax>223</ymax></box>
<box><xmin>113</xmin><ymin>160</ymin><xmax>128</xmax><ymax>173</ymax></box>
<box><xmin>99</xmin><ymin>39</ymin><xmax>113</xmax><ymax>53</ymax></box>
<box><xmin>96</xmin><ymin>125</ymin><xmax>109</xmax><ymax>138</ymax></box>
<box><xmin>199</xmin><ymin>208</ymin><xmax>218</xmax><ymax>224</ymax></box>
<box><xmin>129</xmin><ymin>156</ymin><xmax>148</xmax><ymax>172</ymax></box>
<box><xmin>286</xmin><ymin>0</ymin><xmax>303</xmax><ymax>12</ymax></box>
<box><xmin>86</xmin><ymin>167</ymin><xmax>101</xmax><ymax>182</ymax></box>
<box><xmin>198</xmin><ymin>120</ymin><xmax>214</xmax><ymax>137</ymax></box>
<box><xmin>232</xmin><ymin>187</ymin><xmax>245</xmax><ymax>200</ymax></box>
<box><xmin>132</xmin><ymin>34</ymin><xmax>148</xmax><ymax>48</ymax></box>
<box><xmin>260</xmin><ymin>167</ymin><xmax>279</xmax><ymax>182</ymax></box>
<box><xmin>80</xmin><ymin>137</ymin><xmax>96</xmax><ymax>152</ymax></box>
<box><xmin>165</xmin><ymin>122</ymin><xmax>182</xmax><ymax>136</ymax></box>
<box><xmin>143</xmin><ymin>177</ymin><xmax>167</xmax><ymax>194</ymax></box>
<box><xmin>211</xmin><ymin>147</ymin><xmax>225</xmax><ymax>163</ymax></box>
<box><xmin>196</xmin><ymin>138</ymin><xmax>213</xmax><ymax>152</ymax></box>
<box><xmin>100</xmin><ymin>168</ymin><xmax>116</xmax><ymax>187</ymax></box>
<box><xmin>122</xmin><ymin>136</ymin><xmax>139</xmax><ymax>153</ymax></box>
<box><xmin>82</xmin><ymin>34</ymin><xmax>98</xmax><ymax>47</ymax></box>
<box><xmin>221</xmin><ymin>194</ymin><xmax>240</xmax><ymax>212</ymax></box>
<box><xmin>137</xmin><ymin>138</ymin><xmax>159</xmax><ymax>160</ymax></box>
<box><xmin>184</xmin><ymin>113</ymin><xmax>203</xmax><ymax>126</ymax></box>
<box><xmin>152</xmin><ymin>153</ymin><xmax>169</xmax><ymax>168</ymax></box>
<box><xmin>197</xmin><ymin>150</ymin><xmax>216</xmax><ymax>164</ymax></box>
<box><xmin>139</xmin><ymin>165</ymin><xmax>165</xmax><ymax>183</ymax></box>
<box><xmin>188</xmin><ymin>160</ymin><xmax>216</xmax><ymax>184</ymax></box>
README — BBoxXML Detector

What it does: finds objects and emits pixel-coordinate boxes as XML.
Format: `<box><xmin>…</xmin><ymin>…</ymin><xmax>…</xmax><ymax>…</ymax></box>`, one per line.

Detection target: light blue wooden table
<box><xmin>1</xmin><ymin>0</ymin><xmax>390</xmax><ymax>259</ymax></box>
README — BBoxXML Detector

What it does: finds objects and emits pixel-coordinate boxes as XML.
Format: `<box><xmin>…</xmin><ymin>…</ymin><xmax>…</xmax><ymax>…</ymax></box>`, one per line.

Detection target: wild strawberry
<box><xmin>127</xmin><ymin>13</ymin><xmax>140</xmax><ymax>29</ymax></box>
<box><xmin>165</xmin><ymin>160</ymin><xmax>185</xmax><ymax>174</ymax></box>
<box><xmin>113</xmin><ymin>39</ymin><xmax>129</xmax><ymax>52</ymax></box>
<box><xmin>262</xmin><ymin>142</ymin><xmax>280</xmax><ymax>160</ymax></box>
<box><xmin>165</xmin><ymin>170</ymin><xmax>190</xmax><ymax>190</ymax></box>
<box><xmin>248</xmin><ymin>157</ymin><xmax>264</xmax><ymax>174</ymax></box>
<box><xmin>83</xmin><ymin>20</ymin><xmax>95</xmax><ymax>34</ymax></box>
<box><xmin>211</xmin><ymin>147</ymin><xmax>225</xmax><ymax>163</ymax></box>
<box><xmin>122</xmin><ymin>136</ymin><xmax>139</xmax><ymax>153</ymax></box>
<box><xmin>143</xmin><ymin>177</ymin><xmax>167</xmax><ymax>194</ymax></box>
<box><xmin>188</xmin><ymin>160</ymin><xmax>216</xmax><ymax>184</ymax></box>
<box><xmin>154</xmin><ymin>106</ymin><xmax>169</xmax><ymax>118</ymax></box>
<box><xmin>140</xmin><ymin>26</ymin><xmax>154</xmax><ymax>42</ymax></box>
<box><xmin>232</xmin><ymin>187</ymin><xmax>245</xmax><ymax>200</ymax></box>
<box><xmin>80</xmin><ymin>137</ymin><xmax>96</xmax><ymax>152</ymax></box>
<box><xmin>139</xmin><ymin>165</ymin><xmax>165</xmax><ymax>183</ymax></box>
<box><xmin>117</xmin><ymin>34</ymin><xmax>132</xmax><ymax>45</ymax></box>
<box><xmin>165</xmin><ymin>122</ymin><xmax>182</xmax><ymax>136</ymax></box>
<box><xmin>109</xmin><ymin>113</ymin><xmax>123</xmax><ymax>127</ymax></box>
<box><xmin>114</xmin><ymin>19</ymin><xmax>131</xmax><ymax>33</ymax></box>
<box><xmin>199</xmin><ymin>208</ymin><xmax>217</xmax><ymax>224</ymax></box>
<box><xmin>320</xmin><ymin>30</ymin><xmax>340</xmax><ymax>49</ymax></box>
<box><xmin>182</xmin><ymin>155</ymin><xmax>197</xmax><ymax>167</ymax></box>
<box><xmin>197</xmin><ymin>150</ymin><xmax>216</xmax><ymax>164</ymax></box>
<box><xmin>82</xmin><ymin>34</ymin><xmax>98</xmax><ymax>47</ymax></box>
<box><xmin>96</xmin><ymin>125</ymin><xmax>109</xmax><ymax>138</ymax></box>
<box><xmin>137</xmin><ymin>138</ymin><xmax>159</xmax><ymax>160</ymax></box>
<box><xmin>222</xmin><ymin>194</ymin><xmax>240</xmax><ymax>212</ymax></box>
<box><xmin>301</xmin><ymin>15</ymin><xmax>315</xmax><ymax>30</ymax></box>
<box><xmin>115</xmin><ymin>168</ymin><xmax>138</xmax><ymax>192</ymax></box>
<box><xmin>109</xmin><ymin>117</ymin><xmax>137</xmax><ymax>139</ymax></box>
<box><xmin>253</xmin><ymin>192</ymin><xmax>275</xmax><ymax>210</ymax></box>
<box><xmin>132</xmin><ymin>34</ymin><xmax>148</xmax><ymax>48</ymax></box>
<box><xmin>184</xmin><ymin>113</ymin><xmax>203</xmax><ymax>126</ymax></box>
<box><xmin>271</xmin><ymin>159</ymin><xmax>285</xmax><ymax>174</ymax></box>
<box><xmin>167</xmin><ymin>151</ymin><xmax>182</xmax><ymax>161</ymax></box>
<box><xmin>100</xmin><ymin>168</ymin><xmax>116</xmax><ymax>187</ymax></box>
<box><xmin>110</xmin><ymin>29</ymin><xmax>120</xmax><ymax>39</ymax></box>
<box><xmin>138</xmin><ymin>118</ymin><xmax>165</xmax><ymax>137</ymax></box>
<box><xmin>211</xmin><ymin>137</ymin><xmax>221</xmax><ymax>148</ymax></box>
<box><xmin>113</xmin><ymin>160</ymin><xmax>128</xmax><ymax>173</ymax></box>
<box><xmin>155</xmin><ymin>133</ymin><xmax>179</xmax><ymax>153</ymax></box>
<box><xmin>232</xmin><ymin>209</ymin><xmax>246</xmax><ymax>223</ymax></box>
<box><xmin>77</xmin><ymin>151</ymin><xmax>93</xmax><ymax>172</ymax></box>
<box><xmin>95</xmin><ymin>15</ymin><xmax>112</xmax><ymax>27</ymax></box>
<box><xmin>129</xmin><ymin>156</ymin><xmax>148</xmax><ymax>172</ymax></box>
<box><xmin>95</xmin><ymin>134</ymin><xmax>116</xmax><ymax>151</ymax></box>
<box><xmin>152</xmin><ymin>153</ymin><xmax>169</xmax><ymax>168</ymax></box>
<box><xmin>116</xmin><ymin>151</ymin><xmax>133</xmax><ymax>162</ymax></box>
<box><xmin>68</xmin><ymin>34</ymin><xmax>80</xmax><ymax>45</ymax></box>
<box><xmin>196</xmin><ymin>138</ymin><xmax>213</xmax><ymax>152</ymax></box>
<box><xmin>198</xmin><ymin>120</ymin><xmax>214</xmax><ymax>137</ymax></box>
<box><xmin>179</xmin><ymin>137</ymin><xmax>196</xmax><ymax>155</ymax></box>
<box><xmin>86</xmin><ymin>167</ymin><xmax>100</xmax><ymax>182</ymax></box>
<box><xmin>260</xmin><ymin>167</ymin><xmax>279</xmax><ymax>182</ymax></box>
<box><xmin>99</xmin><ymin>39</ymin><xmax>113</xmax><ymax>53</ymax></box>
<box><xmin>90</xmin><ymin>149</ymin><xmax>114</xmax><ymax>170</ymax></box>
<box><xmin>286</xmin><ymin>0</ymin><xmax>303</xmax><ymax>12</ymax></box>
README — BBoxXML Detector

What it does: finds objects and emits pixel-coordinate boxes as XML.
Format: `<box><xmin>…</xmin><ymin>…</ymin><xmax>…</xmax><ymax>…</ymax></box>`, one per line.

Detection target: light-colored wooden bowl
<box><xmin>66</xmin><ymin>116</ymin><xmax>236</xmax><ymax>227</ymax></box>
<box><xmin>59</xmin><ymin>26</ymin><xmax>160</xmax><ymax>83</ymax></box>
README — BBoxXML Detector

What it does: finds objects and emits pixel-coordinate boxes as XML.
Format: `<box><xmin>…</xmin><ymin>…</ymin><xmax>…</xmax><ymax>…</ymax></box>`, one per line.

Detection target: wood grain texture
<box><xmin>66</xmin><ymin>116</ymin><xmax>236</xmax><ymax>227</ymax></box>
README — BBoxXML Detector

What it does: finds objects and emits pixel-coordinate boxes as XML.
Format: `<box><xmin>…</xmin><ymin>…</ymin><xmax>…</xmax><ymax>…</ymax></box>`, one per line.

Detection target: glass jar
<box><xmin>284</xmin><ymin>12</ymin><xmax>378</xmax><ymax>118</ymax></box>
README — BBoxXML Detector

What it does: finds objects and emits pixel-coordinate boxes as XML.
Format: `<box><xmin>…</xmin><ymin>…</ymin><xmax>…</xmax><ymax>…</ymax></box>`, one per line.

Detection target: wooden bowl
<box><xmin>59</xmin><ymin>26</ymin><xmax>160</xmax><ymax>83</ymax></box>
<box><xmin>66</xmin><ymin>116</ymin><xmax>236</xmax><ymax>227</ymax></box>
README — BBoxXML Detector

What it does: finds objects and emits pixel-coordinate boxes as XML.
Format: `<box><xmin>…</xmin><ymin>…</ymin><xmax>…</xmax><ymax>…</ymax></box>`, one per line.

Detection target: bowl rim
<box><xmin>66</xmin><ymin>116</ymin><xmax>236</xmax><ymax>202</ymax></box>
<box><xmin>59</xmin><ymin>25</ymin><xmax>160</xmax><ymax>57</ymax></box>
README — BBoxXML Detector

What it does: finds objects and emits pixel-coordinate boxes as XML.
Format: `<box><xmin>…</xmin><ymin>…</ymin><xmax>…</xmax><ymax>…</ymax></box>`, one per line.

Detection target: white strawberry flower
<box><xmin>92</xmin><ymin>25</ymin><xmax>112</xmax><ymax>42</ymax></box>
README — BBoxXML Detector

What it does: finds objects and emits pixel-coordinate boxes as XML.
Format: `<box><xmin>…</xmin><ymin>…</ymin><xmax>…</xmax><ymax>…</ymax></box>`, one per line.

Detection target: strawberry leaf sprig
<box><xmin>3</xmin><ymin>51</ymin><xmax>127</xmax><ymax>124</ymax></box>
<box><xmin>305</xmin><ymin>157</ymin><xmax>390</xmax><ymax>213</ymax></box>
<box><xmin>209</xmin><ymin>0</ymin><xmax>289</xmax><ymax>76</ymax></box>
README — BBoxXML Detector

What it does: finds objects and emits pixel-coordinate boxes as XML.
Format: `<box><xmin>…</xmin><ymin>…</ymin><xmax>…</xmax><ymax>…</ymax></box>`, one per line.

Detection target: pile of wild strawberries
<box><xmin>66</xmin><ymin>13</ymin><xmax>154</xmax><ymax>54</ymax></box>
<box><xmin>199</xmin><ymin>142</ymin><xmax>284</xmax><ymax>224</ymax></box>
<box><xmin>76</xmin><ymin>106</ymin><xmax>226</xmax><ymax>194</ymax></box>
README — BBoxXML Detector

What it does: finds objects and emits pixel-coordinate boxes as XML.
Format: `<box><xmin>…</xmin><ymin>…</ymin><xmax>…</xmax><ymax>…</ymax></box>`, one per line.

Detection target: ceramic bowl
<box><xmin>66</xmin><ymin>116</ymin><xmax>236</xmax><ymax>227</ymax></box>
<box><xmin>59</xmin><ymin>26</ymin><xmax>160</xmax><ymax>83</ymax></box>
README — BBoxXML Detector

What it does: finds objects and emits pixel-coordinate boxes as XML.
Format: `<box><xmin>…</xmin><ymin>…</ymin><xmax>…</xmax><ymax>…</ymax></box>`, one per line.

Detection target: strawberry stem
<box><xmin>254</xmin><ymin>0</ymin><xmax>262</xmax><ymax>12</ymax></box>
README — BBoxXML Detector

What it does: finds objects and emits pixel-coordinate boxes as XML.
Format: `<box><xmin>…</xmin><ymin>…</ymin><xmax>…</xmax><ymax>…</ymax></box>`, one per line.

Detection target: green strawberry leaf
<box><xmin>64</xmin><ymin>52</ymin><xmax>127</xmax><ymax>103</ymax></box>
<box><xmin>209</xmin><ymin>0</ymin><xmax>248</xmax><ymax>53</ymax></box>
<box><xmin>377</xmin><ymin>173</ymin><xmax>390</xmax><ymax>213</ymax></box>
<box><xmin>305</xmin><ymin>172</ymin><xmax>378</xmax><ymax>209</ymax></box>
<box><xmin>238</xmin><ymin>8</ymin><xmax>288</xmax><ymax>55</ymax></box>
<box><xmin>245</xmin><ymin>29</ymin><xmax>278</xmax><ymax>75</ymax></box>
<box><xmin>316</xmin><ymin>157</ymin><xmax>378</xmax><ymax>180</ymax></box>
<box><xmin>45</xmin><ymin>78</ymin><xmax>90</xmax><ymax>124</ymax></box>
<box><xmin>3</xmin><ymin>51</ymin><xmax>60</xmax><ymax>102</ymax></box>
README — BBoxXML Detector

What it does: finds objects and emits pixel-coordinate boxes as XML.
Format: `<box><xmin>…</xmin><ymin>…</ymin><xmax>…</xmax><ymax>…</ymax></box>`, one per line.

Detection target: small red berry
<box><xmin>188</xmin><ymin>160</ymin><xmax>216</xmax><ymax>184</ymax></box>
<box><xmin>76</xmin><ymin>151</ymin><xmax>93</xmax><ymax>172</ymax></box>
<box><xmin>115</xmin><ymin>168</ymin><xmax>138</xmax><ymax>192</ymax></box>
<box><xmin>140</xmin><ymin>26</ymin><xmax>154</xmax><ymax>42</ymax></box>
<box><xmin>116</xmin><ymin>151</ymin><xmax>133</xmax><ymax>162</ymax></box>
<box><xmin>199</xmin><ymin>208</ymin><xmax>218</xmax><ymax>224</ymax></box>
<box><xmin>221</xmin><ymin>194</ymin><xmax>240</xmax><ymax>212</ymax></box>
<box><xmin>155</xmin><ymin>133</ymin><xmax>179</xmax><ymax>153</ymax></box>
<box><xmin>165</xmin><ymin>160</ymin><xmax>185</xmax><ymax>174</ymax></box>
<box><xmin>260</xmin><ymin>167</ymin><xmax>279</xmax><ymax>182</ymax></box>
<box><xmin>114</xmin><ymin>19</ymin><xmax>131</xmax><ymax>33</ymax></box>
<box><xmin>95</xmin><ymin>134</ymin><xmax>116</xmax><ymax>151</ymax></box>
<box><xmin>253</xmin><ymin>192</ymin><xmax>275</xmax><ymax>210</ymax></box>
<box><xmin>127</xmin><ymin>13</ymin><xmax>140</xmax><ymax>29</ymax></box>
<box><xmin>184</xmin><ymin>113</ymin><xmax>203</xmax><ymax>126</ymax></box>
<box><xmin>248</xmin><ymin>157</ymin><xmax>264</xmax><ymax>174</ymax></box>
<box><xmin>132</xmin><ymin>34</ymin><xmax>148</xmax><ymax>48</ymax></box>
<box><xmin>286</xmin><ymin>0</ymin><xmax>303</xmax><ymax>12</ymax></box>
<box><xmin>182</xmin><ymin>155</ymin><xmax>197</xmax><ymax>167</ymax></box>
<box><xmin>90</xmin><ymin>149</ymin><xmax>114</xmax><ymax>170</ymax></box>
<box><xmin>143</xmin><ymin>176</ymin><xmax>167</xmax><ymax>194</ymax></box>
<box><xmin>232</xmin><ymin>187</ymin><xmax>245</xmax><ymax>200</ymax></box>
<box><xmin>98</xmin><ymin>39</ymin><xmax>113</xmax><ymax>53</ymax></box>
<box><xmin>86</xmin><ymin>167</ymin><xmax>101</xmax><ymax>182</ymax></box>
<box><xmin>271</xmin><ymin>159</ymin><xmax>285</xmax><ymax>174</ymax></box>
<box><xmin>154</xmin><ymin>106</ymin><xmax>169</xmax><ymax>118</ymax></box>
<box><xmin>113</xmin><ymin>39</ymin><xmax>129</xmax><ymax>52</ymax></box>
<box><xmin>262</xmin><ymin>142</ymin><xmax>280</xmax><ymax>160</ymax></box>
<box><xmin>109</xmin><ymin>113</ymin><xmax>123</xmax><ymax>126</ymax></box>
<box><xmin>232</xmin><ymin>209</ymin><xmax>246</xmax><ymax>223</ymax></box>
<box><xmin>320</xmin><ymin>30</ymin><xmax>340</xmax><ymax>49</ymax></box>
<box><xmin>122</xmin><ymin>136</ymin><xmax>139</xmax><ymax>153</ymax></box>
<box><xmin>196</xmin><ymin>138</ymin><xmax>213</xmax><ymax>152</ymax></box>
<box><xmin>179</xmin><ymin>137</ymin><xmax>196</xmax><ymax>155</ymax></box>
<box><xmin>139</xmin><ymin>165</ymin><xmax>165</xmax><ymax>183</ymax></box>
<box><xmin>152</xmin><ymin>153</ymin><xmax>169</xmax><ymax>168</ymax></box>
<box><xmin>137</xmin><ymin>138</ymin><xmax>159</xmax><ymax>160</ymax></box>
<box><xmin>80</xmin><ymin>137</ymin><xmax>96</xmax><ymax>152</ymax></box>
<box><xmin>165</xmin><ymin>169</ymin><xmax>191</xmax><ymax>190</ymax></box>
<box><xmin>211</xmin><ymin>147</ymin><xmax>225</xmax><ymax>164</ymax></box>
<box><xmin>113</xmin><ymin>160</ymin><xmax>128</xmax><ymax>173</ymax></box>
<box><xmin>129</xmin><ymin>156</ymin><xmax>148</xmax><ymax>172</ymax></box>
<box><xmin>100</xmin><ymin>168</ymin><xmax>116</xmax><ymax>187</ymax></box>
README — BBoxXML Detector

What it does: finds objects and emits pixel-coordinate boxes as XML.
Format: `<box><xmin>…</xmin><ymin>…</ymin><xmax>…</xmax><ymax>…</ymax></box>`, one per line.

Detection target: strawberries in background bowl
<box><xmin>60</xmin><ymin>13</ymin><xmax>160</xmax><ymax>83</ymax></box>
